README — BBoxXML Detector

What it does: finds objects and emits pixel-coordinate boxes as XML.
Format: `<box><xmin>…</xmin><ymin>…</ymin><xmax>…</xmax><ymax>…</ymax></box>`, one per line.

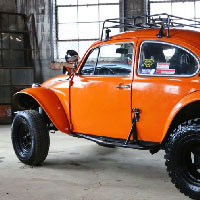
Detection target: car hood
<box><xmin>41</xmin><ymin>75</ymin><xmax>70</xmax><ymax>89</ymax></box>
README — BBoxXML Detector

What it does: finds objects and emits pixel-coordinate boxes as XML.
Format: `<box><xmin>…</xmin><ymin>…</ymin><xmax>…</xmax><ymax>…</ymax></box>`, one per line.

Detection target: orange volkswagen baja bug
<box><xmin>11</xmin><ymin>14</ymin><xmax>200</xmax><ymax>199</ymax></box>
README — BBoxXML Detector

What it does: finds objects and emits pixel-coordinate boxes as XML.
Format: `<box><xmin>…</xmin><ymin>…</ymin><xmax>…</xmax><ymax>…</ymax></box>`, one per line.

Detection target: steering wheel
<box><xmin>95</xmin><ymin>66</ymin><xmax>115</xmax><ymax>75</ymax></box>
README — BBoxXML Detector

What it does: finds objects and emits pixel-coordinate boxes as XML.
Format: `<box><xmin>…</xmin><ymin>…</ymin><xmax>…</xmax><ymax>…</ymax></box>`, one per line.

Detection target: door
<box><xmin>70</xmin><ymin>42</ymin><xmax>135</xmax><ymax>139</ymax></box>
<box><xmin>132</xmin><ymin>40</ymin><xmax>200</xmax><ymax>142</ymax></box>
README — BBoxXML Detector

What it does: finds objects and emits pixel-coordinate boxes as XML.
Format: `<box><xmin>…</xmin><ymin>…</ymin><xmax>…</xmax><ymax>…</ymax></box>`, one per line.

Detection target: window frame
<box><xmin>54</xmin><ymin>1</ymin><xmax>121</xmax><ymax>61</ymax></box>
<box><xmin>79</xmin><ymin>42</ymin><xmax>135</xmax><ymax>77</ymax></box>
<box><xmin>137</xmin><ymin>40</ymin><xmax>200</xmax><ymax>78</ymax></box>
<box><xmin>79</xmin><ymin>47</ymin><xmax>100</xmax><ymax>76</ymax></box>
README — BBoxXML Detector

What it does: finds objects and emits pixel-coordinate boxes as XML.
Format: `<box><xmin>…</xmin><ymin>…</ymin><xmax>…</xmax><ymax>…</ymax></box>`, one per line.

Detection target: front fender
<box><xmin>13</xmin><ymin>87</ymin><xmax>71</xmax><ymax>134</ymax></box>
<box><xmin>162</xmin><ymin>90</ymin><xmax>200</xmax><ymax>142</ymax></box>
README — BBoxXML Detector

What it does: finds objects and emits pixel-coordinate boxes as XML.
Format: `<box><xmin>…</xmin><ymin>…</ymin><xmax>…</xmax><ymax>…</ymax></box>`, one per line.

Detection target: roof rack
<box><xmin>101</xmin><ymin>13</ymin><xmax>200</xmax><ymax>41</ymax></box>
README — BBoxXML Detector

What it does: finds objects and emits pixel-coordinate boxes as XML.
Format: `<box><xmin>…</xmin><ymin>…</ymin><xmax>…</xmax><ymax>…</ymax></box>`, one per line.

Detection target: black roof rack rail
<box><xmin>101</xmin><ymin>13</ymin><xmax>200</xmax><ymax>41</ymax></box>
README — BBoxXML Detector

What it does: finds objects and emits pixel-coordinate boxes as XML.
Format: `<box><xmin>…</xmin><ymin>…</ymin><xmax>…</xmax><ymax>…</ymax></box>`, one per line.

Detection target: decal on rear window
<box><xmin>157</xmin><ymin>63</ymin><xmax>170</xmax><ymax>69</ymax></box>
<box><xmin>138</xmin><ymin>41</ymin><xmax>199</xmax><ymax>77</ymax></box>
<box><xmin>144</xmin><ymin>59</ymin><xmax>154</xmax><ymax>68</ymax></box>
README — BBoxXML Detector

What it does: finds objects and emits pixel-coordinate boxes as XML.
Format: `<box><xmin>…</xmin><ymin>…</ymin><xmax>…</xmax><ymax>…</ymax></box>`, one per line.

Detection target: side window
<box><xmin>138</xmin><ymin>42</ymin><xmax>199</xmax><ymax>76</ymax></box>
<box><xmin>80</xmin><ymin>48</ymin><xmax>99</xmax><ymax>75</ymax></box>
<box><xmin>94</xmin><ymin>43</ymin><xmax>133</xmax><ymax>76</ymax></box>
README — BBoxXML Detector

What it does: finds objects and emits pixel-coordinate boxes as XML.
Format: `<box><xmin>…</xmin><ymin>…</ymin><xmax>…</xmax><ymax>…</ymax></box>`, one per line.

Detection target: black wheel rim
<box><xmin>16</xmin><ymin>119</ymin><xmax>32</xmax><ymax>156</ymax></box>
<box><xmin>181</xmin><ymin>140</ymin><xmax>200</xmax><ymax>185</ymax></box>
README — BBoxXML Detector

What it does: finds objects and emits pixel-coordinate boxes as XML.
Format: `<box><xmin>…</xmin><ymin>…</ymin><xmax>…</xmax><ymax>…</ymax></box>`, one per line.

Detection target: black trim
<box><xmin>71</xmin><ymin>132</ymin><xmax>160</xmax><ymax>150</ymax></box>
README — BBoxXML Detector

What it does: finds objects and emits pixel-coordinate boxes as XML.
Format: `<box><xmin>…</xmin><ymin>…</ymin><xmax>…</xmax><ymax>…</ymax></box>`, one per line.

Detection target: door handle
<box><xmin>116</xmin><ymin>84</ymin><xmax>131</xmax><ymax>89</ymax></box>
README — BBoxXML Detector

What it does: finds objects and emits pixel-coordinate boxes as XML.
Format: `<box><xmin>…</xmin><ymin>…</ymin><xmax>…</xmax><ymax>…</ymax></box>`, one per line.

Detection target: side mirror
<box><xmin>62</xmin><ymin>66</ymin><xmax>71</xmax><ymax>75</ymax></box>
<box><xmin>65</xmin><ymin>50</ymin><xmax>79</xmax><ymax>64</ymax></box>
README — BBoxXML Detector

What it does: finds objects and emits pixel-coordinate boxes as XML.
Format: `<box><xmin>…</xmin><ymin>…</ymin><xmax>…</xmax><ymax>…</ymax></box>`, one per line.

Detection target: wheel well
<box><xmin>162</xmin><ymin>101</ymin><xmax>200</xmax><ymax>146</ymax></box>
<box><xmin>12</xmin><ymin>93</ymin><xmax>39</xmax><ymax>112</ymax></box>
<box><xmin>12</xmin><ymin>93</ymin><xmax>56</xmax><ymax>131</ymax></box>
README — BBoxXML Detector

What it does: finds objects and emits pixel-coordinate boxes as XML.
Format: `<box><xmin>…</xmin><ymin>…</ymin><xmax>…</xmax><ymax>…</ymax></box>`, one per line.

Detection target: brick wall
<box><xmin>16</xmin><ymin>0</ymin><xmax>61</xmax><ymax>82</ymax></box>
<box><xmin>124</xmin><ymin>0</ymin><xmax>146</xmax><ymax>17</ymax></box>
<box><xmin>15</xmin><ymin>0</ymin><xmax>147</xmax><ymax>82</ymax></box>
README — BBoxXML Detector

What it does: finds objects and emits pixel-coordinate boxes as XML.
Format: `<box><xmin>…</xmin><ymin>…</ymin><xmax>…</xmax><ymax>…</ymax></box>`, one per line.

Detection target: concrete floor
<box><xmin>0</xmin><ymin>125</ymin><xmax>188</xmax><ymax>200</ymax></box>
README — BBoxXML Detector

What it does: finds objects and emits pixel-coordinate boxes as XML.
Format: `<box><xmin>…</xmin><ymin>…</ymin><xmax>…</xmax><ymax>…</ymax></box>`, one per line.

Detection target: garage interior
<box><xmin>0</xmin><ymin>0</ymin><xmax>199</xmax><ymax>199</ymax></box>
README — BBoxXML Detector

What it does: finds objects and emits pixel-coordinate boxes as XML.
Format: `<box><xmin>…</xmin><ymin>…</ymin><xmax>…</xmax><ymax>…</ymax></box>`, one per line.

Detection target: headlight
<box><xmin>32</xmin><ymin>83</ymin><xmax>41</xmax><ymax>88</ymax></box>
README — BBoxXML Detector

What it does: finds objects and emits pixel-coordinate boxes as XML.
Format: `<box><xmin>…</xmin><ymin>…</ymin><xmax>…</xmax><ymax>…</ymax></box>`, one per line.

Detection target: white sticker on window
<box><xmin>157</xmin><ymin>63</ymin><xmax>170</xmax><ymax>69</ymax></box>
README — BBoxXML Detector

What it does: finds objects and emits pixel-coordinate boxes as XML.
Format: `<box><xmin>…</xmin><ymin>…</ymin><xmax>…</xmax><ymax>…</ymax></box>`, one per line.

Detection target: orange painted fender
<box><xmin>13</xmin><ymin>87</ymin><xmax>71</xmax><ymax>134</ymax></box>
<box><xmin>162</xmin><ymin>90</ymin><xmax>200</xmax><ymax>142</ymax></box>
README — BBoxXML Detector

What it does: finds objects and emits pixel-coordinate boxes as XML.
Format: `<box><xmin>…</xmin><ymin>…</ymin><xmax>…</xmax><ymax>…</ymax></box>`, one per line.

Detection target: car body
<box><xmin>11</xmin><ymin>14</ymin><xmax>200</xmax><ymax>199</ymax></box>
<box><xmin>13</xmin><ymin>28</ymin><xmax>200</xmax><ymax>142</ymax></box>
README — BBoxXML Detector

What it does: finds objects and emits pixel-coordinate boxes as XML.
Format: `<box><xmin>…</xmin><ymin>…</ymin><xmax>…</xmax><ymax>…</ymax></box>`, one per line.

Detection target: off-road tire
<box><xmin>11</xmin><ymin>110</ymin><xmax>50</xmax><ymax>165</ymax></box>
<box><xmin>165</xmin><ymin>118</ymin><xmax>200</xmax><ymax>200</ymax></box>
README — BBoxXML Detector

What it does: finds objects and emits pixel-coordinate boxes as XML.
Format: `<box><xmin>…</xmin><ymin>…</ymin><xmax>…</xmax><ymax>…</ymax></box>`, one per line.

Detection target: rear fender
<box><xmin>162</xmin><ymin>90</ymin><xmax>200</xmax><ymax>142</ymax></box>
<box><xmin>12</xmin><ymin>87</ymin><xmax>71</xmax><ymax>134</ymax></box>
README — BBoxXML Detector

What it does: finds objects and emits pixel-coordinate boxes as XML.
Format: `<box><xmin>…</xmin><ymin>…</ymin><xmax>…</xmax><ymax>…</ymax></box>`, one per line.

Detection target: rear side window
<box><xmin>138</xmin><ymin>42</ymin><xmax>199</xmax><ymax>76</ymax></box>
